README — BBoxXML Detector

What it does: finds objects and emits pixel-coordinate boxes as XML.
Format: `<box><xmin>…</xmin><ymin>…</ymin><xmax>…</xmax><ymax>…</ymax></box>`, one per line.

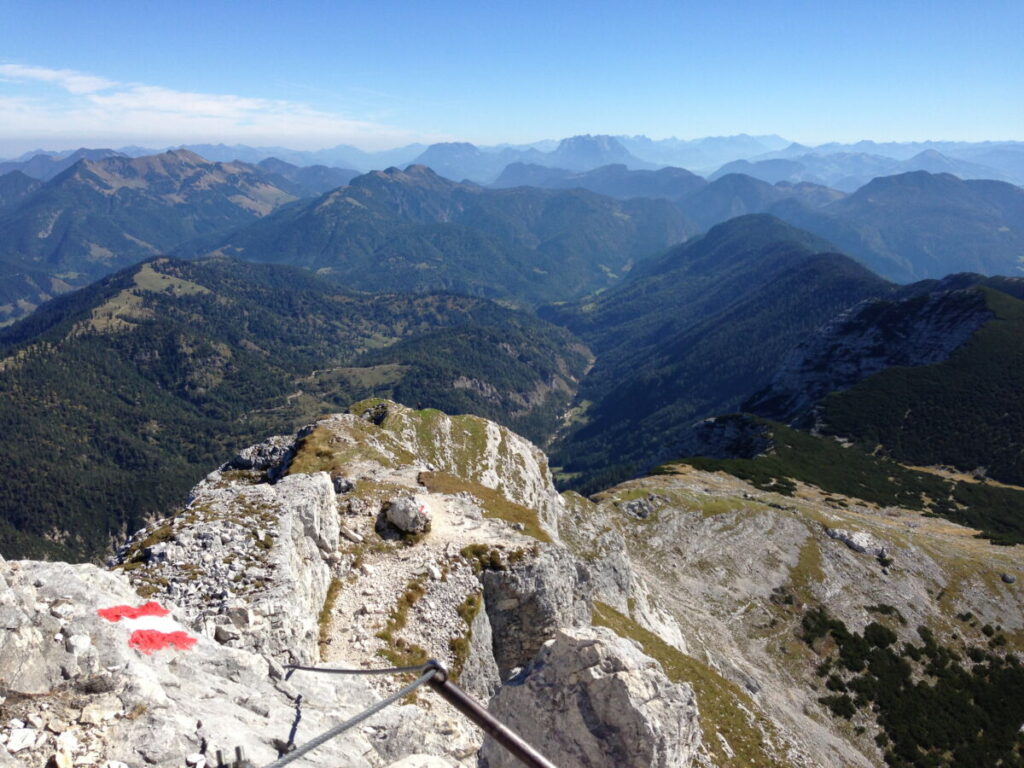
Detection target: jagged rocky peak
<box><xmin>282</xmin><ymin>399</ymin><xmax>567</xmax><ymax>536</ymax></box>
<box><xmin>1</xmin><ymin>399</ymin><xmax>678</xmax><ymax>766</ymax></box>
<box><xmin>3</xmin><ymin>400</ymin><xmax>1022</xmax><ymax>768</ymax></box>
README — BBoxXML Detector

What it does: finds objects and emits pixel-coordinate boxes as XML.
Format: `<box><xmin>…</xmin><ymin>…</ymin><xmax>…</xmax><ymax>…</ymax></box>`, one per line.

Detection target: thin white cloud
<box><xmin>0</xmin><ymin>63</ymin><xmax>437</xmax><ymax>151</ymax></box>
<box><xmin>0</xmin><ymin>64</ymin><xmax>117</xmax><ymax>94</ymax></box>
<box><xmin>88</xmin><ymin>86</ymin><xmax>277</xmax><ymax>118</ymax></box>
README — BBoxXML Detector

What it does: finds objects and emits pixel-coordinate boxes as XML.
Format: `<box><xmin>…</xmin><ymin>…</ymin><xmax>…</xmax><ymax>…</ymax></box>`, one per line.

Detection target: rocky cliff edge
<box><xmin>3</xmin><ymin>399</ymin><xmax>1022</xmax><ymax>768</ymax></box>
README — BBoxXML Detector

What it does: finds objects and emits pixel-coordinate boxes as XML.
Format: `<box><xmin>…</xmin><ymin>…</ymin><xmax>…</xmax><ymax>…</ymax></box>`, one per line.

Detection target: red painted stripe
<box><xmin>97</xmin><ymin>602</ymin><xmax>170</xmax><ymax>622</ymax></box>
<box><xmin>128</xmin><ymin>629</ymin><xmax>197</xmax><ymax>654</ymax></box>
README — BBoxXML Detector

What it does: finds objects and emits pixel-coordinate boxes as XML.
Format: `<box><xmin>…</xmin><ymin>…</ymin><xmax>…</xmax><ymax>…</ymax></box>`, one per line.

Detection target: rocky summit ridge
<box><xmin>2</xmin><ymin>400</ymin><xmax>1022</xmax><ymax>768</ymax></box>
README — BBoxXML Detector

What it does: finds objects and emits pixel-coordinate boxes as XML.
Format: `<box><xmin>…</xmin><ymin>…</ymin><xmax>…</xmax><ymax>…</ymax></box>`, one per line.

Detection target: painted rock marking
<box><xmin>97</xmin><ymin>601</ymin><xmax>198</xmax><ymax>654</ymax></box>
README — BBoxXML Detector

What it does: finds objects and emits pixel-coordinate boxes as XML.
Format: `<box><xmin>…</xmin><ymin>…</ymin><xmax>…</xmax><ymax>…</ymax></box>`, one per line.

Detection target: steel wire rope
<box><xmin>284</xmin><ymin>662</ymin><xmax>430</xmax><ymax>679</ymax></box>
<box><xmin>260</xmin><ymin>666</ymin><xmax>437</xmax><ymax>768</ymax></box>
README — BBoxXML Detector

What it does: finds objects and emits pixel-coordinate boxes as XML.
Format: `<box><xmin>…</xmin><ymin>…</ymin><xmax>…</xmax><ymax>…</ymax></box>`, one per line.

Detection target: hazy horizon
<box><xmin>1</xmin><ymin>0</ymin><xmax>1021</xmax><ymax>157</ymax></box>
<box><xmin>7</xmin><ymin>133</ymin><xmax>1024</xmax><ymax>164</ymax></box>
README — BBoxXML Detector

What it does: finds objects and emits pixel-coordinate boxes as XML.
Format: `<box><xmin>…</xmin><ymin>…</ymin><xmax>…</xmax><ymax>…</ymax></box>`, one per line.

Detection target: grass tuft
<box><xmin>419</xmin><ymin>470</ymin><xmax>550</xmax><ymax>542</ymax></box>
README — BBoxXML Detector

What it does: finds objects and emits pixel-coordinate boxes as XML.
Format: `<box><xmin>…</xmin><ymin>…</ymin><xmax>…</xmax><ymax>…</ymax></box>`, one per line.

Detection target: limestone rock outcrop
<box><xmin>9</xmin><ymin>399</ymin><xmax>1018</xmax><ymax>768</ymax></box>
<box><xmin>824</xmin><ymin>526</ymin><xmax>889</xmax><ymax>559</ymax></box>
<box><xmin>225</xmin><ymin>434</ymin><xmax>295</xmax><ymax>477</ymax></box>
<box><xmin>482</xmin><ymin>547</ymin><xmax>591</xmax><ymax>677</ymax></box>
<box><xmin>0</xmin><ymin>559</ymin><xmax>386</xmax><ymax>768</ymax></box>
<box><xmin>112</xmin><ymin>470</ymin><xmax>340</xmax><ymax>664</ymax></box>
<box><xmin>479</xmin><ymin>627</ymin><xmax>701</xmax><ymax>768</ymax></box>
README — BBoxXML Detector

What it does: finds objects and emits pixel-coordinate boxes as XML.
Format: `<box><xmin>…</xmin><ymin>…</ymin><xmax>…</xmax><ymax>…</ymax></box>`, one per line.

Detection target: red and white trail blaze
<box><xmin>97</xmin><ymin>601</ymin><xmax>198</xmax><ymax>654</ymax></box>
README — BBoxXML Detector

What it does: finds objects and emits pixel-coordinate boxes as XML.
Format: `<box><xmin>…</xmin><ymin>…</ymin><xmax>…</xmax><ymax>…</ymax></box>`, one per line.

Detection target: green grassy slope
<box><xmin>669</xmin><ymin>418</ymin><xmax>1024</xmax><ymax>544</ymax></box>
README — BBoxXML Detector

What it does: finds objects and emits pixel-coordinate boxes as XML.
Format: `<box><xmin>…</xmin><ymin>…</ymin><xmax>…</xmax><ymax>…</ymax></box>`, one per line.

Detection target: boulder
<box><xmin>386</xmin><ymin>497</ymin><xmax>432</xmax><ymax>534</ymax></box>
<box><xmin>619</xmin><ymin>497</ymin><xmax>654</xmax><ymax>519</ymax></box>
<box><xmin>479</xmin><ymin>626</ymin><xmax>701</xmax><ymax>768</ymax></box>
<box><xmin>825</xmin><ymin>527</ymin><xmax>888</xmax><ymax>559</ymax></box>
<box><xmin>5</xmin><ymin>730</ymin><xmax>36</xmax><ymax>754</ymax></box>
<box><xmin>331</xmin><ymin>473</ymin><xmax>355</xmax><ymax>494</ymax></box>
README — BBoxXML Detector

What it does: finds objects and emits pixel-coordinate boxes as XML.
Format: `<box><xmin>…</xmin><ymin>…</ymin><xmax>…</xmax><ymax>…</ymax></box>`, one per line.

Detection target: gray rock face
<box><xmin>458</xmin><ymin>597</ymin><xmax>502</xmax><ymax>699</ymax></box>
<box><xmin>747</xmin><ymin>286</ymin><xmax>993</xmax><ymax>424</ymax></box>
<box><xmin>225</xmin><ymin>434</ymin><xmax>295</xmax><ymax>477</ymax></box>
<box><xmin>364</xmin><ymin>706</ymin><xmax>469</xmax><ymax>766</ymax></box>
<box><xmin>482</xmin><ymin>547</ymin><xmax>591</xmax><ymax>678</ymax></box>
<box><xmin>480</xmin><ymin>627</ymin><xmax>701</xmax><ymax>768</ymax></box>
<box><xmin>386</xmin><ymin>496</ymin><xmax>432</xmax><ymax>534</ymax></box>
<box><xmin>0</xmin><ymin>559</ymin><xmax>383</xmax><ymax>768</ymax></box>
<box><xmin>113</xmin><ymin>471</ymin><xmax>340</xmax><ymax>664</ymax></box>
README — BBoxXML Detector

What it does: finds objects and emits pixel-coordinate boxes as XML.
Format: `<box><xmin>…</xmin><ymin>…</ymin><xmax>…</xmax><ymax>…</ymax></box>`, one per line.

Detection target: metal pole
<box><xmin>424</xmin><ymin>661</ymin><xmax>558</xmax><ymax>768</ymax></box>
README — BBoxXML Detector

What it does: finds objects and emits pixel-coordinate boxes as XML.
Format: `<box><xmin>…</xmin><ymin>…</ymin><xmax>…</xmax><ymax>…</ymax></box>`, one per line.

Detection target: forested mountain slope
<box><xmin>775</xmin><ymin>171</ymin><xmax>1024</xmax><ymax>281</ymax></box>
<box><xmin>197</xmin><ymin>164</ymin><xmax>693</xmax><ymax>305</ymax></box>
<box><xmin>0</xmin><ymin>257</ymin><xmax>588</xmax><ymax>560</ymax></box>
<box><xmin>0</xmin><ymin>150</ymin><xmax>300</xmax><ymax>322</ymax></box>
<box><xmin>544</xmin><ymin>215</ymin><xmax>892</xmax><ymax>490</ymax></box>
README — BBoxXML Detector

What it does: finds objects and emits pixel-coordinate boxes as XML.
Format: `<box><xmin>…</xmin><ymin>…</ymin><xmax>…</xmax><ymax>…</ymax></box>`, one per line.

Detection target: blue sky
<box><xmin>0</xmin><ymin>0</ymin><xmax>1021</xmax><ymax>154</ymax></box>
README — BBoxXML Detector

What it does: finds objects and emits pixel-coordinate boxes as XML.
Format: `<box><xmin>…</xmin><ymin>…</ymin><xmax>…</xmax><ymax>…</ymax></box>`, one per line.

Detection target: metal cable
<box><xmin>284</xmin><ymin>662</ymin><xmax>430</xmax><ymax>680</ymax></box>
<box><xmin>260</xmin><ymin>667</ymin><xmax>437</xmax><ymax>768</ymax></box>
<box><xmin>283</xmin><ymin>694</ymin><xmax>302</xmax><ymax>755</ymax></box>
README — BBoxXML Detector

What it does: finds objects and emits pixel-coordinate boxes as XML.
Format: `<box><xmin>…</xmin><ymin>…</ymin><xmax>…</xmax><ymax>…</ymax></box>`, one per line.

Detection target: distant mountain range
<box><xmin>190</xmin><ymin>163</ymin><xmax>692</xmax><ymax>305</ymax></box>
<box><xmin>614</xmin><ymin>133</ymin><xmax>791</xmax><ymax>171</ymax></box>
<box><xmin>0</xmin><ymin>150</ymin><xmax>299</xmax><ymax>323</ymax></box>
<box><xmin>767</xmin><ymin>138</ymin><xmax>1024</xmax><ymax>164</ymax></box>
<box><xmin>5</xmin><ymin>133</ymin><xmax>783</xmax><ymax>176</ymax></box>
<box><xmin>0</xmin><ymin>148</ymin><xmax>128</xmax><ymax>181</ymax></box>
<box><xmin>712</xmin><ymin>148</ymin><xmax>1019</xmax><ymax>191</ymax></box>
<box><xmin>3</xmin><ymin>140</ymin><xmax>1022</xmax><ymax>327</ymax></box>
<box><xmin>3</xmin><ymin>135</ymin><xmax>658</xmax><ymax>184</ymax></box>
<box><xmin>11</xmin><ymin>134</ymin><xmax>1024</xmax><ymax>184</ymax></box>
<box><xmin>224</xmin><ymin>134</ymin><xmax>1024</xmax><ymax>184</ymax></box>
<box><xmin>255</xmin><ymin>157</ymin><xmax>359</xmax><ymax>196</ymax></box>
<box><xmin>774</xmin><ymin>171</ymin><xmax>1024</xmax><ymax>281</ymax></box>
<box><xmin>493</xmin><ymin>163</ymin><xmax>707</xmax><ymax>201</ymax></box>
<box><xmin>494</xmin><ymin>163</ymin><xmax>843</xmax><ymax>223</ymax></box>
<box><xmin>402</xmin><ymin>135</ymin><xmax>657</xmax><ymax>183</ymax></box>
<box><xmin>491</xmin><ymin>164</ymin><xmax>1024</xmax><ymax>284</ymax></box>
<box><xmin>683</xmin><ymin>173</ymin><xmax>844</xmax><ymax>231</ymax></box>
